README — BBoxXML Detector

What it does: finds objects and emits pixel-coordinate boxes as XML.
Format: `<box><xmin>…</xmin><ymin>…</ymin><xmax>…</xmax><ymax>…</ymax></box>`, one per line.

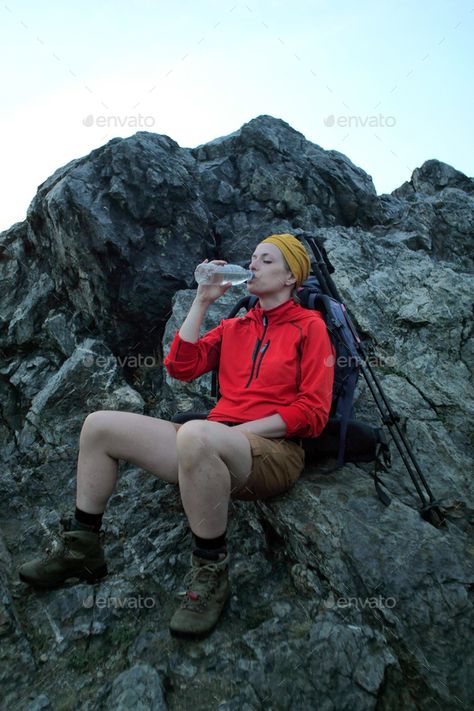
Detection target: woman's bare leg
<box><xmin>75</xmin><ymin>411</ymin><xmax>253</xmax><ymax>540</ymax></box>
<box><xmin>76</xmin><ymin>410</ymin><xmax>180</xmax><ymax>514</ymax></box>
<box><xmin>176</xmin><ymin>420</ymin><xmax>253</xmax><ymax>539</ymax></box>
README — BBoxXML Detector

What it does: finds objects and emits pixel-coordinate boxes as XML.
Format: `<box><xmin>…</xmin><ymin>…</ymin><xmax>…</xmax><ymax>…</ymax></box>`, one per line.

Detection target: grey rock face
<box><xmin>361</xmin><ymin>159</ymin><xmax>474</xmax><ymax>271</ymax></box>
<box><xmin>0</xmin><ymin>115</ymin><xmax>472</xmax><ymax>710</ymax></box>
<box><xmin>393</xmin><ymin>159</ymin><xmax>474</xmax><ymax>197</ymax></box>
<box><xmin>104</xmin><ymin>663</ymin><xmax>167</xmax><ymax>710</ymax></box>
<box><xmin>192</xmin><ymin>114</ymin><xmax>378</xmax><ymax>264</ymax></box>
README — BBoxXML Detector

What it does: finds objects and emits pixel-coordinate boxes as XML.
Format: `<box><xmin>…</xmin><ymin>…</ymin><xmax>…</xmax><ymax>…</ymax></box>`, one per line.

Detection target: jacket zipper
<box><xmin>255</xmin><ymin>340</ymin><xmax>270</xmax><ymax>379</ymax></box>
<box><xmin>245</xmin><ymin>315</ymin><xmax>268</xmax><ymax>388</ymax></box>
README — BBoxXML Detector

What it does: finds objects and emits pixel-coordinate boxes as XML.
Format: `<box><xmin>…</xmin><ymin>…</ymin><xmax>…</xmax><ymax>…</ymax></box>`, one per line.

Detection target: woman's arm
<box><xmin>179</xmin><ymin>259</ymin><xmax>232</xmax><ymax>343</ymax></box>
<box><xmin>178</xmin><ymin>298</ymin><xmax>210</xmax><ymax>343</ymax></box>
<box><xmin>274</xmin><ymin>318</ymin><xmax>335</xmax><ymax>438</ymax></box>
<box><xmin>164</xmin><ymin>259</ymin><xmax>233</xmax><ymax>381</ymax></box>
<box><xmin>233</xmin><ymin>414</ymin><xmax>287</xmax><ymax>438</ymax></box>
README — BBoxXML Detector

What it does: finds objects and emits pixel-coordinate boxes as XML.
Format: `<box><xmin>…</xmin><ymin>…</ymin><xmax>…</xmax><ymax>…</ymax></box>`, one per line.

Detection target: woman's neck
<box><xmin>257</xmin><ymin>293</ymin><xmax>293</xmax><ymax>311</ymax></box>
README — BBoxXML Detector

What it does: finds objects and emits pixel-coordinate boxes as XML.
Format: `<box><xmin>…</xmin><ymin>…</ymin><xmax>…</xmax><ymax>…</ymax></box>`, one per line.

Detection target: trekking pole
<box><xmin>307</xmin><ymin>238</ymin><xmax>445</xmax><ymax>527</ymax></box>
<box><xmin>359</xmin><ymin>358</ymin><xmax>444</xmax><ymax>526</ymax></box>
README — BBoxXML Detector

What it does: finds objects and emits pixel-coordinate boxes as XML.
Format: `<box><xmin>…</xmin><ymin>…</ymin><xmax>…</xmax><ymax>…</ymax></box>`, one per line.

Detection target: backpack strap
<box><xmin>336</xmin><ymin>369</ymin><xmax>358</xmax><ymax>466</ymax></box>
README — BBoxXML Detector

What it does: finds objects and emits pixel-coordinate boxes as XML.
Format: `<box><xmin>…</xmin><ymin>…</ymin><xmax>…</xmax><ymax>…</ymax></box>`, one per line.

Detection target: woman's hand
<box><xmin>195</xmin><ymin>259</ymin><xmax>233</xmax><ymax>305</ymax></box>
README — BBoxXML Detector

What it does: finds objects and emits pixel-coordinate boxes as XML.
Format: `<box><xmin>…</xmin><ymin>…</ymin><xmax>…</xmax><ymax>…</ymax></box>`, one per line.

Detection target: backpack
<box><xmin>295</xmin><ymin>274</ymin><xmax>371</xmax><ymax>467</ymax></box>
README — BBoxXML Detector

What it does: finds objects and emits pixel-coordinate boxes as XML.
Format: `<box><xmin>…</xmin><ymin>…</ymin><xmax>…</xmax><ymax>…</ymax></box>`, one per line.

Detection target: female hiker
<box><xmin>19</xmin><ymin>233</ymin><xmax>335</xmax><ymax>638</ymax></box>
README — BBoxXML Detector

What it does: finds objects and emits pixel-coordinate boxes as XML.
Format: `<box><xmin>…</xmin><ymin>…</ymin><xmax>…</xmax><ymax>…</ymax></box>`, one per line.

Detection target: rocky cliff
<box><xmin>0</xmin><ymin>115</ymin><xmax>473</xmax><ymax>710</ymax></box>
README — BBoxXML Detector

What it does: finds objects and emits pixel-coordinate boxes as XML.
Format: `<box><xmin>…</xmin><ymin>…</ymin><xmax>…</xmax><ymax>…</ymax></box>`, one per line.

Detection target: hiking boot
<box><xmin>169</xmin><ymin>551</ymin><xmax>230</xmax><ymax>638</ymax></box>
<box><xmin>18</xmin><ymin>529</ymin><xmax>107</xmax><ymax>589</ymax></box>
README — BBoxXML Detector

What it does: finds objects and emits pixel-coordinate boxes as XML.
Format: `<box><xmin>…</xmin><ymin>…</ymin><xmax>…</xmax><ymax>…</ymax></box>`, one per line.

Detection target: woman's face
<box><xmin>247</xmin><ymin>242</ymin><xmax>295</xmax><ymax>294</ymax></box>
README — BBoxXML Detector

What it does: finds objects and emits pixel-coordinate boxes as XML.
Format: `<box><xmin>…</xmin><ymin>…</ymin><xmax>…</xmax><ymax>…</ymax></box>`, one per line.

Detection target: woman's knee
<box><xmin>176</xmin><ymin>420</ymin><xmax>210</xmax><ymax>446</ymax></box>
<box><xmin>176</xmin><ymin>420</ymin><xmax>212</xmax><ymax>463</ymax></box>
<box><xmin>79</xmin><ymin>410</ymin><xmax>117</xmax><ymax>447</ymax></box>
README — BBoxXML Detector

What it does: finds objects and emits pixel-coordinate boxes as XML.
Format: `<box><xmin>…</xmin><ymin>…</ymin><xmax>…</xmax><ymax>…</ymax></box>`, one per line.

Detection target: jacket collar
<box><xmin>245</xmin><ymin>298</ymin><xmax>304</xmax><ymax>326</ymax></box>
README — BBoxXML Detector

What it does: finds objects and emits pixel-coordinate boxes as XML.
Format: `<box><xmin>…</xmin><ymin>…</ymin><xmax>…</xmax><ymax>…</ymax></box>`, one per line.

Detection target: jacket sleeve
<box><xmin>163</xmin><ymin>322</ymin><xmax>224</xmax><ymax>382</ymax></box>
<box><xmin>275</xmin><ymin>318</ymin><xmax>335</xmax><ymax>438</ymax></box>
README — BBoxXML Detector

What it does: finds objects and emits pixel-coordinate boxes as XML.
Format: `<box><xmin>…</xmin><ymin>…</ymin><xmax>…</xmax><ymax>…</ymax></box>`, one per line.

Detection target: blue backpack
<box><xmin>295</xmin><ymin>274</ymin><xmax>363</xmax><ymax>467</ymax></box>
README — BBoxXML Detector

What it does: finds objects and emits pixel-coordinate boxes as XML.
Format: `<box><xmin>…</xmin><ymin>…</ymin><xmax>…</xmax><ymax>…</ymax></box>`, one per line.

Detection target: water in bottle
<box><xmin>194</xmin><ymin>263</ymin><xmax>254</xmax><ymax>286</ymax></box>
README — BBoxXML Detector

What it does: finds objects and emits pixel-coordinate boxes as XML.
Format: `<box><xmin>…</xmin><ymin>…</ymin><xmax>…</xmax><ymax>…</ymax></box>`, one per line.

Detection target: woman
<box><xmin>19</xmin><ymin>233</ymin><xmax>335</xmax><ymax>638</ymax></box>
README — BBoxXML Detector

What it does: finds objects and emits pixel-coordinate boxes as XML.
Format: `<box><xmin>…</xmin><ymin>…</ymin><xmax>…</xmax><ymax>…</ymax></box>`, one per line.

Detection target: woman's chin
<box><xmin>247</xmin><ymin>282</ymin><xmax>264</xmax><ymax>296</ymax></box>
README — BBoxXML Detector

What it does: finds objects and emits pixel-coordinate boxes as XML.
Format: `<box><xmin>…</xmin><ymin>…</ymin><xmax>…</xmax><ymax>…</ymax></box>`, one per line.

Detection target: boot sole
<box><xmin>169</xmin><ymin>622</ymin><xmax>219</xmax><ymax>640</ymax></box>
<box><xmin>19</xmin><ymin>564</ymin><xmax>108</xmax><ymax>589</ymax></box>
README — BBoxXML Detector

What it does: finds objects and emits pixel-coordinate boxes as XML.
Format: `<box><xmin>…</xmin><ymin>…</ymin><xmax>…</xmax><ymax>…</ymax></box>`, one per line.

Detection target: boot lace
<box><xmin>43</xmin><ymin>529</ymin><xmax>102</xmax><ymax>559</ymax></box>
<box><xmin>44</xmin><ymin>534</ymin><xmax>68</xmax><ymax>559</ymax></box>
<box><xmin>177</xmin><ymin>560</ymin><xmax>224</xmax><ymax>611</ymax></box>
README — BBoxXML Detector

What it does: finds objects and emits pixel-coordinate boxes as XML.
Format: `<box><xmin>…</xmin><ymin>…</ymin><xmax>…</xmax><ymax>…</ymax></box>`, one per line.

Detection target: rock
<box><xmin>26</xmin><ymin>695</ymin><xmax>51</xmax><ymax>711</ymax></box>
<box><xmin>393</xmin><ymin>159</ymin><xmax>474</xmax><ymax>197</ymax></box>
<box><xmin>362</xmin><ymin>160</ymin><xmax>474</xmax><ymax>270</ymax></box>
<box><xmin>0</xmin><ymin>115</ymin><xmax>472</xmax><ymax>710</ymax></box>
<box><xmin>192</xmin><ymin>115</ymin><xmax>378</xmax><ymax>264</ymax></box>
<box><xmin>20</xmin><ymin>338</ymin><xmax>144</xmax><ymax>454</ymax></box>
<box><xmin>239</xmin><ymin>615</ymin><xmax>401</xmax><ymax>711</ymax></box>
<box><xmin>0</xmin><ymin>529</ymin><xmax>36</xmax><ymax>705</ymax></box>
<box><xmin>105</xmin><ymin>663</ymin><xmax>166</xmax><ymax>710</ymax></box>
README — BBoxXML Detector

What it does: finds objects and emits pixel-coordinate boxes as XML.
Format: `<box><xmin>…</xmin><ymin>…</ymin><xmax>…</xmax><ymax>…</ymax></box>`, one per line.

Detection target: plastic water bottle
<box><xmin>194</xmin><ymin>263</ymin><xmax>253</xmax><ymax>286</ymax></box>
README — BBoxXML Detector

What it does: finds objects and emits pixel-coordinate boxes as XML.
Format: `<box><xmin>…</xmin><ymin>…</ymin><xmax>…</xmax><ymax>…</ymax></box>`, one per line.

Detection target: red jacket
<box><xmin>164</xmin><ymin>298</ymin><xmax>335</xmax><ymax>439</ymax></box>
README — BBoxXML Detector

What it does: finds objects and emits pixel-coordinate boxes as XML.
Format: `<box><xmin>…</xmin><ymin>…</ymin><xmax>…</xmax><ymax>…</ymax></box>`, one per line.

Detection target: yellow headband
<box><xmin>260</xmin><ymin>233</ymin><xmax>311</xmax><ymax>287</ymax></box>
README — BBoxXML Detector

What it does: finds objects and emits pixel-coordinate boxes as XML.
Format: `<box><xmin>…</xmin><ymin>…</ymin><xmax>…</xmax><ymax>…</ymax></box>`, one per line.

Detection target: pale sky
<box><xmin>1</xmin><ymin>0</ymin><xmax>473</xmax><ymax>232</ymax></box>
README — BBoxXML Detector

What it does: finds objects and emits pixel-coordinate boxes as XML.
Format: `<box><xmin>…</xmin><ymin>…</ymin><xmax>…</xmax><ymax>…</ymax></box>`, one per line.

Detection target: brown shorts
<box><xmin>231</xmin><ymin>431</ymin><xmax>306</xmax><ymax>501</ymax></box>
<box><xmin>172</xmin><ymin>421</ymin><xmax>305</xmax><ymax>501</ymax></box>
